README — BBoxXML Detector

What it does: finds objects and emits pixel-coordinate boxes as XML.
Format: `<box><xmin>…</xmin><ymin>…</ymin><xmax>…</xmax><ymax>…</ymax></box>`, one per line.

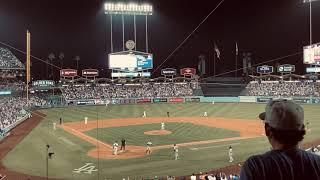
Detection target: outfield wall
<box><xmin>64</xmin><ymin>96</ymin><xmax>320</xmax><ymax>106</ymax></box>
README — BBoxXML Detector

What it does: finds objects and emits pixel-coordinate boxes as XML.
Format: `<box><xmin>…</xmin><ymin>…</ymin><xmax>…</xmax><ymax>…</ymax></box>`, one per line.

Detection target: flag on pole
<box><xmin>236</xmin><ymin>41</ymin><xmax>238</xmax><ymax>56</ymax></box>
<box><xmin>214</xmin><ymin>42</ymin><xmax>221</xmax><ymax>59</ymax></box>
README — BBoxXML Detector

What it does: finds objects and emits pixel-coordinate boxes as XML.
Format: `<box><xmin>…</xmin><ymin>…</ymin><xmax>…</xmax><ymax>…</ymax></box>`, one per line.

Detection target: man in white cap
<box><xmin>240</xmin><ymin>99</ymin><xmax>320</xmax><ymax>180</ymax></box>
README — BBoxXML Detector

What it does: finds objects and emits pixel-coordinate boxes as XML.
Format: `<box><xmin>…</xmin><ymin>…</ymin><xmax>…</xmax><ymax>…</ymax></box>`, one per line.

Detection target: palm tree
<box><xmin>48</xmin><ymin>53</ymin><xmax>55</xmax><ymax>79</ymax></box>
<box><xmin>59</xmin><ymin>52</ymin><xmax>65</xmax><ymax>69</ymax></box>
<box><xmin>75</xmin><ymin>56</ymin><xmax>80</xmax><ymax>70</ymax></box>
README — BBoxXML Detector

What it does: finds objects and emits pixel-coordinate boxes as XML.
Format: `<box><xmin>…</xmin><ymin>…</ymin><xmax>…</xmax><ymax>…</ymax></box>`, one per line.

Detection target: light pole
<box><xmin>104</xmin><ymin>2</ymin><xmax>153</xmax><ymax>52</ymax></box>
<box><xmin>303</xmin><ymin>0</ymin><xmax>318</xmax><ymax>45</ymax></box>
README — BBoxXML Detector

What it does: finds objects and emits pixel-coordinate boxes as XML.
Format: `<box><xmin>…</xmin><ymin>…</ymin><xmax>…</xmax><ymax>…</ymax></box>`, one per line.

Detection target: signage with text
<box><xmin>169</xmin><ymin>98</ymin><xmax>184</xmax><ymax>103</ymax></box>
<box><xmin>161</xmin><ymin>68</ymin><xmax>177</xmax><ymax>76</ymax></box>
<box><xmin>256</xmin><ymin>65</ymin><xmax>273</xmax><ymax>74</ymax></box>
<box><xmin>82</xmin><ymin>69</ymin><xmax>99</xmax><ymax>77</ymax></box>
<box><xmin>180</xmin><ymin>68</ymin><xmax>196</xmax><ymax>76</ymax></box>
<box><xmin>32</xmin><ymin>80</ymin><xmax>55</xmax><ymax>87</ymax></box>
<box><xmin>60</xmin><ymin>69</ymin><xmax>78</xmax><ymax>77</ymax></box>
<box><xmin>278</xmin><ymin>64</ymin><xmax>295</xmax><ymax>73</ymax></box>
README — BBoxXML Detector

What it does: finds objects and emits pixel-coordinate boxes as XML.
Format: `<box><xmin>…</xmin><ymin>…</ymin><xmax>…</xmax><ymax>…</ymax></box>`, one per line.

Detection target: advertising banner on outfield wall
<box><xmin>137</xmin><ymin>98</ymin><xmax>152</xmax><ymax>104</ymax></box>
<box><xmin>119</xmin><ymin>99</ymin><xmax>136</xmax><ymax>104</ymax></box>
<box><xmin>169</xmin><ymin>98</ymin><xmax>184</xmax><ymax>103</ymax></box>
<box><xmin>312</xmin><ymin>98</ymin><xmax>320</xmax><ymax>104</ymax></box>
<box><xmin>76</xmin><ymin>100</ymin><xmax>95</xmax><ymax>105</ymax></box>
<box><xmin>153</xmin><ymin>98</ymin><xmax>168</xmax><ymax>103</ymax></box>
<box><xmin>256</xmin><ymin>97</ymin><xmax>273</xmax><ymax>103</ymax></box>
<box><xmin>293</xmin><ymin>98</ymin><xmax>311</xmax><ymax>104</ymax></box>
<box><xmin>239</xmin><ymin>96</ymin><xmax>256</xmax><ymax>103</ymax></box>
<box><xmin>185</xmin><ymin>97</ymin><xmax>200</xmax><ymax>102</ymax></box>
<box><xmin>111</xmin><ymin>99</ymin><xmax>120</xmax><ymax>104</ymax></box>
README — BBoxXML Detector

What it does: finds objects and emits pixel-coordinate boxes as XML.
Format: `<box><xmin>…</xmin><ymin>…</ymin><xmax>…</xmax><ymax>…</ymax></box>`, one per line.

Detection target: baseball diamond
<box><xmin>1</xmin><ymin>103</ymin><xmax>320</xmax><ymax>180</ymax></box>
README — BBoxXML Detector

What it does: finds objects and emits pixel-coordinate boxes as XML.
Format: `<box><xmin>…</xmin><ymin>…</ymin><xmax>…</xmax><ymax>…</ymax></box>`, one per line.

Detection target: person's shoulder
<box><xmin>300</xmin><ymin>149</ymin><xmax>320</xmax><ymax>160</ymax></box>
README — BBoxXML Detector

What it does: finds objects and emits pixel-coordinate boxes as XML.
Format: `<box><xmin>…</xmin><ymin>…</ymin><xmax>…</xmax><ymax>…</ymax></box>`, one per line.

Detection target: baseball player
<box><xmin>59</xmin><ymin>117</ymin><xmax>63</xmax><ymax>125</ymax></box>
<box><xmin>146</xmin><ymin>140</ymin><xmax>153</xmax><ymax>154</ymax></box>
<box><xmin>167</xmin><ymin>112</ymin><xmax>170</xmax><ymax>118</ymax></box>
<box><xmin>229</xmin><ymin>146</ymin><xmax>233</xmax><ymax>162</ymax></box>
<box><xmin>173</xmin><ymin>144</ymin><xmax>179</xmax><ymax>160</ymax></box>
<box><xmin>120</xmin><ymin>138</ymin><xmax>126</xmax><ymax>151</ymax></box>
<box><xmin>203</xmin><ymin>111</ymin><xmax>208</xmax><ymax>117</ymax></box>
<box><xmin>53</xmin><ymin>122</ymin><xmax>56</xmax><ymax>130</ymax></box>
<box><xmin>84</xmin><ymin>117</ymin><xmax>88</xmax><ymax>124</ymax></box>
<box><xmin>113</xmin><ymin>141</ymin><xmax>119</xmax><ymax>155</ymax></box>
<box><xmin>161</xmin><ymin>122</ymin><xmax>165</xmax><ymax>130</ymax></box>
<box><xmin>143</xmin><ymin>111</ymin><xmax>147</xmax><ymax>118</ymax></box>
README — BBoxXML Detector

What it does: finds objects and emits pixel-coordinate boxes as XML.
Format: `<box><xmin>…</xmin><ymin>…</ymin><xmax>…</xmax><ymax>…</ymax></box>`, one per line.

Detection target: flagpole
<box><xmin>235</xmin><ymin>52</ymin><xmax>238</xmax><ymax>78</ymax></box>
<box><xmin>213</xmin><ymin>52</ymin><xmax>216</xmax><ymax>77</ymax></box>
<box><xmin>235</xmin><ymin>42</ymin><xmax>238</xmax><ymax>78</ymax></box>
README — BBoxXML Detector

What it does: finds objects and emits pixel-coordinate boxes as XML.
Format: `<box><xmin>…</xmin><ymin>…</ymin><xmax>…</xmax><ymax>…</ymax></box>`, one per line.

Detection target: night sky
<box><xmin>0</xmin><ymin>0</ymin><xmax>319</xmax><ymax>79</ymax></box>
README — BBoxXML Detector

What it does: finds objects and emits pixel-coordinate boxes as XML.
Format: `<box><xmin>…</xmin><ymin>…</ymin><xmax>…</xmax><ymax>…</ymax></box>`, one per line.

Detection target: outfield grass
<box><xmin>2</xmin><ymin>103</ymin><xmax>320</xmax><ymax>180</ymax></box>
<box><xmin>84</xmin><ymin>122</ymin><xmax>240</xmax><ymax>146</ymax></box>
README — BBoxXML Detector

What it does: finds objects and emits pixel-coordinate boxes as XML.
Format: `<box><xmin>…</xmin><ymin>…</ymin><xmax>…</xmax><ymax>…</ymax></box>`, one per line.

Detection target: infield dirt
<box><xmin>59</xmin><ymin>117</ymin><xmax>264</xmax><ymax>159</ymax></box>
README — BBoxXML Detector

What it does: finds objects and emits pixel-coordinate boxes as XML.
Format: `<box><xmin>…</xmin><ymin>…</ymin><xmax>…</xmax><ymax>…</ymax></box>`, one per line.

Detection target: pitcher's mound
<box><xmin>144</xmin><ymin>130</ymin><xmax>172</xmax><ymax>135</ymax></box>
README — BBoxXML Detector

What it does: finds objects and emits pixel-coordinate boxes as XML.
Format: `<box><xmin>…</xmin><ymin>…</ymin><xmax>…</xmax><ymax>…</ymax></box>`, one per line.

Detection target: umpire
<box><xmin>120</xmin><ymin>138</ymin><xmax>126</xmax><ymax>151</ymax></box>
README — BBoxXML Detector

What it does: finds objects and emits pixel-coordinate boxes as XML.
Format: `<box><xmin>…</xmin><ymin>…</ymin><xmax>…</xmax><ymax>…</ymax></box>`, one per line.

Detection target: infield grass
<box><xmin>84</xmin><ymin>122</ymin><xmax>240</xmax><ymax>146</ymax></box>
<box><xmin>2</xmin><ymin>103</ymin><xmax>320</xmax><ymax>180</ymax></box>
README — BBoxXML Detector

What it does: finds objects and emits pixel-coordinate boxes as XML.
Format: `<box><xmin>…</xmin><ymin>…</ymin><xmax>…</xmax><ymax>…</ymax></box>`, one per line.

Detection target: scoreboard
<box><xmin>304</xmin><ymin>42</ymin><xmax>320</xmax><ymax>65</ymax></box>
<box><xmin>108</xmin><ymin>53</ymin><xmax>153</xmax><ymax>70</ymax></box>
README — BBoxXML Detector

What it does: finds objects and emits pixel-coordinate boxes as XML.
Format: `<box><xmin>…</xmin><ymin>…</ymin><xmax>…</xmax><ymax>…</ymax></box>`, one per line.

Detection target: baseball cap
<box><xmin>259</xmin><ymin>99</ymin><xmax>304</xmax><ymax>131</ymax></box>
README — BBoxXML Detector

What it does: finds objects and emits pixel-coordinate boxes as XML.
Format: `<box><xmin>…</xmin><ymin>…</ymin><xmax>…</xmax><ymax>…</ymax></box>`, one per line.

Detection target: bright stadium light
<box><xmin>104</xmin><ymin>2</ymin><xmax>153</xmax><ymax>15</ymax></box>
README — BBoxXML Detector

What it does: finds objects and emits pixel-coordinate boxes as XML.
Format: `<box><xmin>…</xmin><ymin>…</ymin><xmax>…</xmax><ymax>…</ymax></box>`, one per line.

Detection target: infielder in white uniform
<box><xmin>203</xmin><ymin>112</ymin><xmax>208</xmax><ymax>117</ymax></box>
<box><xmin>84</xmin><ymin>117</ymin><xmax>88</xmax><ymax>124</ymax></box>
<box><xmin>146</xmin><ymin>140</ymin><xmax>152</xmax><ymax>154</ymax></box>
<box><xmin>229</xmin><ymin>146</ymin><xmax>233</xmax><ymax>162</ymax></box>
<box><xmin>53</xmin><ymin>122</ymin><xmax>56</xmax><ymax>130</ymax></box>
<box><xmin>113</xmin><ymin>141</ymin><xmax>119</xmax><ymax>155</ymax></box>
<box><xmin>143</xmin><ymin>111</ymin><xmax>147</xmax><ymax>118</ymax></box>
<box><xmin>173</xmin><ymin>144</ymin><xmax>179</xmax><ymax>160</ymax></box>
<box><xmin>161</xmin><ymin>122</ymin><xmax>165</xmax><ymax>130</ymax></box>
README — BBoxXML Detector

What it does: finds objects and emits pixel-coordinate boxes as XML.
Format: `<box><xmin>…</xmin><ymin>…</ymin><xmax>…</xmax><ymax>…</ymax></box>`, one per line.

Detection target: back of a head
<box><xmin>259</xmin><ymin>99</ymin><xmax>306</xmax><ymax>147</ymax></box>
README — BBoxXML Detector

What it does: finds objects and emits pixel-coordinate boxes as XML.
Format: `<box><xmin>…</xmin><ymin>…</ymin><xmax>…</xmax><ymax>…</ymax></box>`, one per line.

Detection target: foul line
<box><xmin>190</xmin><ymin>142</ymin><xmax>240</xmax><ymax>151</ymax></box>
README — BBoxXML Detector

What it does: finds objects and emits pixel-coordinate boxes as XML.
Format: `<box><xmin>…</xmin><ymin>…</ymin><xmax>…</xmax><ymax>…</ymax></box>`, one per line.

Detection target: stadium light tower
<box><xmin>303</xmin><ymin>0</ymin><xmax>318</xmax><ymax>45</ymax></box>
<box><xmin>104</xmin><ymin>2</ymin><xmax>153</xmax><ymax>53</ymax></box>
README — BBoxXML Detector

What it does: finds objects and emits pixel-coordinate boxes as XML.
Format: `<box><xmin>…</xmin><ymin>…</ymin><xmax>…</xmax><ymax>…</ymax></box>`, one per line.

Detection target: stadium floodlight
<box><xmin>104</xmin><ymin>2</ymin><xmax>153</xmax><ymax>15</ymax></box>
<box><xmin>303</xmin><ymin>0</ymin><xmax>318</xmax><ymax>45</ymax></box>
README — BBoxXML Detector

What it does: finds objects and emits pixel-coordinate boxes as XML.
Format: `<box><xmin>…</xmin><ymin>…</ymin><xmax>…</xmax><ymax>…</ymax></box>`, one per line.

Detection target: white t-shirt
<box><xmin>229</xmin><ymin>148</ymin><xmax>233</xmax><ymax>155</ymax></box>
<box><xmin>190</xmin><ymin>175</ymin><xmax>197</xmax><ymax>180</ymax></box>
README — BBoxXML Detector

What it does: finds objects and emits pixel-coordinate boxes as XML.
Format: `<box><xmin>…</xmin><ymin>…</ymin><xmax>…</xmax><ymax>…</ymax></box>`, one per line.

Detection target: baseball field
<box><xmin>2</xmin><ymin>102</ymin><xmax>320</xmax><ymax>180</ymax></box>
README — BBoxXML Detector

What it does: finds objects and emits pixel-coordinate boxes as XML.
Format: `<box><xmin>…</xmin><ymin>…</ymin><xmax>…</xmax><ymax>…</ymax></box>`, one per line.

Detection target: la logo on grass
<box><xmin>73</xmin><ymin>163</ymin><xmax>98</xmax><ymax>174</ymax></box>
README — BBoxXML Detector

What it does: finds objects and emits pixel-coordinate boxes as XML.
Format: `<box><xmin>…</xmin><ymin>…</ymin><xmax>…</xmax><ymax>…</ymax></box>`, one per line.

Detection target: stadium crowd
<box><xmin>0</xmin><ymin>96</ymin><xmax>49</xmax><ymax>131</ymax></box>
<box><xmin>0</xmin><ymin>47</ymin><xmax>25</xmax><ymax>69</ymax></box>
<box><xmin>247</xmin><ymin>81</ymin><xmax>320</xmax><ymax>97</ymax></box>
<box><xmin>0</xmin><ymin>79</ymin><xmax>25</xmax><ymax>91</ymax></box>
<box><xmin>62</xmin><ymin>83</ymin><xmax>194</xmax><ymax>100</ymax></box>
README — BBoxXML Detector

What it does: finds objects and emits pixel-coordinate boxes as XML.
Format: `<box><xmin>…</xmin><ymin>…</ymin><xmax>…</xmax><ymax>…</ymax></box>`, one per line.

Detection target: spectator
<box><xmin>247</xmin><ymin>80</ymin><xmax>320</xmax><ymax>97</ymax></box>
<box><xmin>0</xmin><ymin>47</ymin><xmax>25</xmax><ymax>69</ymax></box>
<box><xmin>240</xmin><ymin>99</ymin><xmax>320</xmax><ymax>180</ymax></box>
<box><xmin>190</xmin><ymin>174</ymin><xmax>197</xmax><ymax>180</ymax></box>
<box><xmin>62</xmin><ymin>82</ymin><xmax>195</xmax><ymax>100</ymax></box>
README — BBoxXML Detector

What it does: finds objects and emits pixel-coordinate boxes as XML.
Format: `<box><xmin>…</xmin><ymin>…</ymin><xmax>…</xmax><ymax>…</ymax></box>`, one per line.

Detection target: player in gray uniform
<box><xmin>146</xmin><ymin>140</ymin><xmax>152</xmax><ymax>154</ymax></box>
<box><xmin>173</xmin><ymin>144</ymin><xmax>179</xmax><ymax>160</ymax></box>
<box><xmin>229</xmin><ymin>146</ymin><xmax>233</xmax><ymax>162</ymax></box>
